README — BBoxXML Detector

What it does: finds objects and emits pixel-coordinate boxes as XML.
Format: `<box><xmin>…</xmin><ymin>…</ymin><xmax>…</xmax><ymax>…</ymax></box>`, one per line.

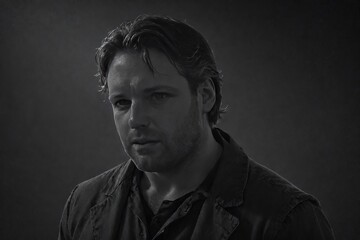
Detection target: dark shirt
<box><xmin>141</xmin><ymin>191</ymin><xmax>193</xmax><ymax>239</ymax></box>
<box><xmin>58</xmin><ymin>128</ymin><xmax>335</xmax><ymax>240</ymax></box>
<box><xmin>132</xmin><ymin>155</ymin><xmax>219</xmax><ymax>240</ymax></box>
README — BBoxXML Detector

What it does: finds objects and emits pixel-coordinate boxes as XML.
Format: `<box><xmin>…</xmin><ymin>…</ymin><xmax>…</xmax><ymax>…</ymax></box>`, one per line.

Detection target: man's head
<box><xmin>96</xmin><ymin>15</ymin><xmax>225</xmax><ymax>172</ymax></box>
<box><xmin>95</xmin><ymin>15</ymin><xmax>225</xmax><ymax>126</ymax></box>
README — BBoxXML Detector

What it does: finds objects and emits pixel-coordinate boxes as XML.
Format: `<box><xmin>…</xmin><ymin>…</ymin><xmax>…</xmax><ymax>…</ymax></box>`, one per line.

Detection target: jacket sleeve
<box><xmin>274</xmin><ymin>200</ymin><xmax>335</xmax><ymax>240</ymax></box>
<box><xmin>58</xmin><ymin>185</ymin><xmax>79</xmax><ymax>240</ymax></box>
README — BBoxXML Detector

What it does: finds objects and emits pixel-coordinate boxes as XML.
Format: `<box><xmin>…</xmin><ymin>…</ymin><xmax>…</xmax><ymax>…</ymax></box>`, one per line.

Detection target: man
<box><xmin>58</xmin><ymin>15</ymin><xmax>335</xmax><ymax>240</ymax></box>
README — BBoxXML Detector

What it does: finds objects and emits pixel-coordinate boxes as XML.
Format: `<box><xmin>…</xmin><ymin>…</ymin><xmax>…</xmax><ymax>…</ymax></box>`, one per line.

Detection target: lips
<box><xmin>131</xmin><ymin>138</ymin><xmax>160</xmax><ymax>145</ymax></box>
<box><xmin>131</xmin><ymin>139</ymin><xmax>160</xmax><ymax>154</ymax></box>
<box><xmin>128</xmin><ymin>131</ymin><xmax>162</xmax><ymax>150</ymax></box>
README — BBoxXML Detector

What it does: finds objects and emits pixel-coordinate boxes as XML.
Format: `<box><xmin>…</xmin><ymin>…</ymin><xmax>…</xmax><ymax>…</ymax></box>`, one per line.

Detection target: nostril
<box><xmin>128</xmin><ymin>114</ymin><xmax>149</xmax><ymax>129</ymax></box>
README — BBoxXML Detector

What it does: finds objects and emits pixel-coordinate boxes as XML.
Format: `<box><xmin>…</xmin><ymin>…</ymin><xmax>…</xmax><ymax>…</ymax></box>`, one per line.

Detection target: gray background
<box><xmin>1</xmin><ymin>0</ymin><xmax>359</xmax><ymax>239</ymax></box>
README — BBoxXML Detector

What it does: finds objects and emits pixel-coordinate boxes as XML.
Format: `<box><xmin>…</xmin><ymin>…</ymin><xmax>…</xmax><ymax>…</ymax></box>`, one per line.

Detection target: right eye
<box><xmin>113</xmin><ymin>99</ymin><xmax>131</xmax><ymax>110</ymax></box>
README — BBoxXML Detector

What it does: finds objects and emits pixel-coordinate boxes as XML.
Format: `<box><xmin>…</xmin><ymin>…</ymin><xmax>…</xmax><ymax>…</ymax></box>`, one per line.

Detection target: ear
<box><xmin>197</xmin><ymin>78</ymin><xmax>216</xmax><ymax>114</ymax></box>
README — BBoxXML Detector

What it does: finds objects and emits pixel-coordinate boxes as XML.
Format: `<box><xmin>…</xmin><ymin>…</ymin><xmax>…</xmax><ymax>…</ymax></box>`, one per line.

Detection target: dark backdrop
<box><xmin>1</xmin><ymin>0</ymin><xmax>359</xmax><ymax>239</ymax></box>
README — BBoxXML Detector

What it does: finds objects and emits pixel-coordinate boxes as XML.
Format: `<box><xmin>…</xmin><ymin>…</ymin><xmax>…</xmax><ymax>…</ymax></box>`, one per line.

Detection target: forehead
<box><xmin>107</xmin><ymin>49</ymin><xmax>189</xmax><ymax>94</ymax></box>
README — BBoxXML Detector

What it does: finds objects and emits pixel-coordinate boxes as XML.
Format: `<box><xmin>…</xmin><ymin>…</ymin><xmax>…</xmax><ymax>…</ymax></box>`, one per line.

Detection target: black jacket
<box><xmin>58</xmin><ymin>129</ymin><xmax>335</xmax><ymax>240</ymax></box>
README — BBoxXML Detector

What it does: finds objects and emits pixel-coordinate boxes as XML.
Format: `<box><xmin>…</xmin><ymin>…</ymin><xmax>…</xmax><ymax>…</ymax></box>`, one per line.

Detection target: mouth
<box><xmin>131</xmin><ymin>139</ymin><xmax>160</xmax><ymax>145</ymax></box>
<box><xmin>131</xmin><ymin>139</ymin><xmax>160</xmax><ymax>153</ymax></box>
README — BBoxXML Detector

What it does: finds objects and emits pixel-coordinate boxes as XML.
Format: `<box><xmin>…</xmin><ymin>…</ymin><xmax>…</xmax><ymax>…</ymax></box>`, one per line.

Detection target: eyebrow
<box><xmin>108</xmin><ymin>94</ymin><xmax>126</xmax><ymax>103</ymax></box>
<box><xmin>143</xmin><ymin>85</ymin><xmax>179</xmax><ymax>94</ymax></box>
<box><xmin>108</xmin><ymin>85</ymin><xmax>179</xmax><ymax>102</ymax></box>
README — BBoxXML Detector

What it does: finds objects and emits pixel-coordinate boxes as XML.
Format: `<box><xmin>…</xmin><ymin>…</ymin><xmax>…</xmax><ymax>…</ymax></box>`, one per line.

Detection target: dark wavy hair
<box><xmin>95</xmin><ymin>15</ymin><xmax>226</xmax><ymax>126</ymax></box>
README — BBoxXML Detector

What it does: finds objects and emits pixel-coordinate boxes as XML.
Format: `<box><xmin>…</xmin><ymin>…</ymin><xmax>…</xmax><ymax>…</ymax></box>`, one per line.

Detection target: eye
<box><xmin>113</xmin><ymin>99</ymin><xmax>131</xmax><ymax>110</ymax></box>
<box><xmin>151</xmin><ymin>92</ymin><xmax>171</xmax><ymax>102</ymax></box>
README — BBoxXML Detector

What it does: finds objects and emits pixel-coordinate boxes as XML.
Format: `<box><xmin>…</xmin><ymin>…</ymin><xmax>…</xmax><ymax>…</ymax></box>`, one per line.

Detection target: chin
<box><xmin>131</xmin><ymin>155</ymin><xmax>174</xmax><ymax>173</ymax></box>
<box><xmin>131</xmin><ymin>155</ymin><xmax>158</xmax><ymax>172</ymax></box>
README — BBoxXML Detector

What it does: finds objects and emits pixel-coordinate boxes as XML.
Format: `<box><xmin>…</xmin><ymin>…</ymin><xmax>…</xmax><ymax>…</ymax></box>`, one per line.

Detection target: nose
<box><xmin>128</xmin><ymin>100</ymin><xmax>150</xmax><ymax>129</ymax></box>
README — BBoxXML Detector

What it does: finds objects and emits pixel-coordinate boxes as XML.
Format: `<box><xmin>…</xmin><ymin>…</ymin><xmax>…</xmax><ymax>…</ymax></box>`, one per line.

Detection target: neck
<box><xmin>141</xmin><ymin>126</ymin><xmax>222</xmax><ymax>201</ymax></box>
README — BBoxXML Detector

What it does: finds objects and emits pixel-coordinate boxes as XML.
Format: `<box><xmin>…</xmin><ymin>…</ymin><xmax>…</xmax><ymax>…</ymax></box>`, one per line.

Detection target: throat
<box><xmin>140</xmin><ymin>184</ymin><xmax>193</xmax><ymax>214</ymax></box>
<box><xmin>140</xmin><ymin>181</ymin><xmax>186</xmax><ymax>213</ymax></box>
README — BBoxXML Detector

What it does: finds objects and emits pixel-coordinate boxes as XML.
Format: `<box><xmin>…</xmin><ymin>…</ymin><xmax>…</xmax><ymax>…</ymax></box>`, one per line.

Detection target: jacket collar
<box><xmin>101</xmin><ymin>159</ymin><xmax>135</xmax><ymax>197</ymax></box>
<box><xmin>209</xmin><ymin>128</ymin><xmax>250</xmax><ymax>208</ymax></box>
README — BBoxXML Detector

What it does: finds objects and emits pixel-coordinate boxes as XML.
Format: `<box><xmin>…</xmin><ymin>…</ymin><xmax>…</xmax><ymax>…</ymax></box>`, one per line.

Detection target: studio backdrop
<box><xmin>0</xmin><ymin>0</ymin><xmax>359</xmax><ymax>239</ymax></box>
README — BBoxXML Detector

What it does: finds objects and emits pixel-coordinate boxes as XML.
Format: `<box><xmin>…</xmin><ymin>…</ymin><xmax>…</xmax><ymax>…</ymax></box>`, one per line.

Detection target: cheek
<box><xmin>113</xmin><ymin>111</ymin><xmax>129</xmax><ymax>138</ymax></box>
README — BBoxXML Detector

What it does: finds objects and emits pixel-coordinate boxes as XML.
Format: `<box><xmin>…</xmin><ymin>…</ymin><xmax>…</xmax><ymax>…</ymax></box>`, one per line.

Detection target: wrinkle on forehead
<box><xmin>110</xmin><ymin>51</ymin><xmax>144</xmax><ymax>73</ymax></box>
<box><xmin>113</xmin><ymin>49</ymin><xmax>179</xmax><ymax>75</ymax></box>
<box><xmin>107</xmin><ymin>51</ymin><xmax>149</xmax><ymax>93</ymax></box>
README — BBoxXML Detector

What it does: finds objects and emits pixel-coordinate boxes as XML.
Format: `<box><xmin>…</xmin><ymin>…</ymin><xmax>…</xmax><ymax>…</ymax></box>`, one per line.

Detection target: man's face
<box><xmin>107</xmin><ymin>49</ymin><xmax>202</xmax><ymax>173</ymax></box>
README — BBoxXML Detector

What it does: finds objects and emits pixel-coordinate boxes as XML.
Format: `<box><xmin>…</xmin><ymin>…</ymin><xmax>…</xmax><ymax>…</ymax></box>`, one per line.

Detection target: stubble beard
<box><xmin>127</xmin><ymin>97</ymin><xmax>202</xmax><ymax>173</ymax></box>
<box><xmin>169</xmin><ymin>98</ymin><xmax>202</xmax><ymax>172</ymax></box>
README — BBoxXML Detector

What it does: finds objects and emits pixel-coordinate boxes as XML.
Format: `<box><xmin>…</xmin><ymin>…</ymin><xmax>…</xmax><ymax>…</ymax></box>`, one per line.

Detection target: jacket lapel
<box><xmin>190</xmin><ymin>128</ymin><xmax>250</xmax><ymax>240</ymax></box>
<box><xmin>89</xmin><ymin>161</ymin><xmax>135</xmax><ymax>240</ymax></box>
<box><xmin>191</xmin><ymin>199</ymin><xmax>239</xmax><ymax>240</ymax></box>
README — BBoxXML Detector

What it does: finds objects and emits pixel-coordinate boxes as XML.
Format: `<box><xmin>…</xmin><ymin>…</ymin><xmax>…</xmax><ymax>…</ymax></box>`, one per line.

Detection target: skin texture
<box><xmin>107</xmin><ymin>49</ymin><xmax>222</xmax><ymax>212</ymax></box>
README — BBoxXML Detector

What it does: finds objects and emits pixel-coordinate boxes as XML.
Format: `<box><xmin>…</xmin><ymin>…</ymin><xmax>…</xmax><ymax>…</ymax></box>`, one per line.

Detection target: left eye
<box><xmin>151</xmin><ymin>92</ymin><xmax>170</xmax><ymax>101</ymax></box>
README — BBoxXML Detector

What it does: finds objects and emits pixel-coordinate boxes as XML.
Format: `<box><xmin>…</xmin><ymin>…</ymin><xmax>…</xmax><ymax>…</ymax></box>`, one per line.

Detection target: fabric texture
<box><xmin>58</xmin><ymin>128</ymin><xmax>335</xmax><ymax>240</ymax></box>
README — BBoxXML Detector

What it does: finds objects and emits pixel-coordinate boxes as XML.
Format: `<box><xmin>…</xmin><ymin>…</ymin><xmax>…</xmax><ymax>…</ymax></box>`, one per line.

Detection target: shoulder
<box><xmin>230</xmin><ymin>158</ymin><xmax>327</xmax><ymax>239</ymax></box>
<box><xmin>58</xmin><ymin>160</ymin><xmax>134</xmax><ymax>239</ymax></box>
<box><xmin>244</xmin><ymin>159</ymin><xmax>319</xmax><ymax>218</ymax></box>
<box><xmin>237</xmin><ymin>158</ymin><xmax>323</xmax><ymax>238</ymax></box>
<box><xmin>69</xmin><ymin>160</ymin><xmax>133</xmax><ymax>213</ymax></box>
<box><xmin>213</xmin><ymin>129</ymin><xmax>333</xmax><ymax>238</ymax></box>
